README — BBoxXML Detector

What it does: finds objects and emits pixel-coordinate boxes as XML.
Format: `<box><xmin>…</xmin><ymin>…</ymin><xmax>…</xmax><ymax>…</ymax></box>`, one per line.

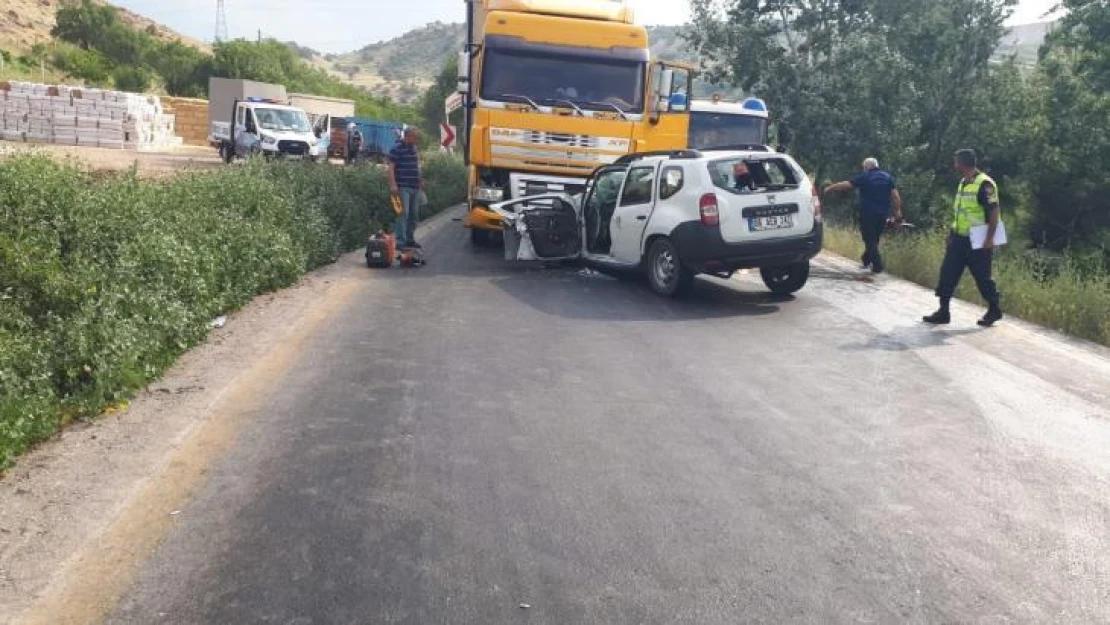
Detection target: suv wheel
<box><xmin>760</xmin><ymin>261</ymin><xmax>810</xmax><ymax>295</ymax></box>
<box><xmin>646</xmin><ymin>238</ymin><xmax>694</xmax><ymax>297</ymax></box>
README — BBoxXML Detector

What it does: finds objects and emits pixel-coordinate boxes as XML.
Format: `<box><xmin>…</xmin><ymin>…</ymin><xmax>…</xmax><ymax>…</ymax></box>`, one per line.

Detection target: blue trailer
<box><xmin>338</xmin><ymin>118</ymin><xmax>405</xmax><ymax>163</ymax></box>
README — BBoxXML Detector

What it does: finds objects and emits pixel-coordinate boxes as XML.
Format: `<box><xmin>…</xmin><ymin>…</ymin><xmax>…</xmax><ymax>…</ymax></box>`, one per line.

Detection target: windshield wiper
<box><xmin>494</xmin><ymin>93</ymin><xmax>541</xmax><ymax>111</ymax></box>
<box><xmin>579</xmin><ymin>101</ymin><xmax>630</xmax><ymax>121</ymax></box>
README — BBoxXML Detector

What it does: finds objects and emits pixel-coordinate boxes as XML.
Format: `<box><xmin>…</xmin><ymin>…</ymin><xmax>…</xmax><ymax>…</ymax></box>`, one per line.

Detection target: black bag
<box><xmin>366</xmin><ymin>236</ymin><xmax>393</xmax><ymax>268</ymax></box>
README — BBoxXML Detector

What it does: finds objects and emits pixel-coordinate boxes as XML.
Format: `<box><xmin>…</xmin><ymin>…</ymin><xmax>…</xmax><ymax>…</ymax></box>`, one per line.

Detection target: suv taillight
<box><xmin>811</xmin><ymin>183</ymin><xmax>823</xmax><ymax>222</ymax></box>
<box><xmin>699</xmin><ymin>193</ymin><xmax>720</xmax><ymax>227</ymax></box>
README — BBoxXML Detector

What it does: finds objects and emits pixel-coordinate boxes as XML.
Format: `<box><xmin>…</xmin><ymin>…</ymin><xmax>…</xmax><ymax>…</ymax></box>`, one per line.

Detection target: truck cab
<box><xmin>458</xmin><ymin>0</ymin><xmax>692</xmax><ymax>246</ymax></box>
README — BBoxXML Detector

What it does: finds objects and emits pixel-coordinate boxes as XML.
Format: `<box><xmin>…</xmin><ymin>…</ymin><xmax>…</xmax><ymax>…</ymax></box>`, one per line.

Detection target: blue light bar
<box><xmin>741</xmin><ymin>97</ymin><xmax>767</xmax><ymax>112</ymax></box>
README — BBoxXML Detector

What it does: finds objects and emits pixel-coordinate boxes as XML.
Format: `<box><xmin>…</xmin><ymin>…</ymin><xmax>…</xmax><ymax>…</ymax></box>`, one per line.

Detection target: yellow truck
<box><xmin>458</xmin><ymin>0</ymin><xmax>693</xmax><ymax>245</ymax></box>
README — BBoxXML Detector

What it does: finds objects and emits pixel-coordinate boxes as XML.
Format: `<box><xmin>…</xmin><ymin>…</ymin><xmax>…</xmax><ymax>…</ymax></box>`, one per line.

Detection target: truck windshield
<box><xmin>255</xmin><ymin>107</ymin><xmax>311</xmax><ymax>133</ymax></box>
<box><xmin>689</xmin><ymin>112</ymin><xmax>769</xmax><ymax>150</ymax></box>
<box><xmin>480</xmin><ymin>44</ymin><xmax>645</xmax><ymax>114</ymax></box>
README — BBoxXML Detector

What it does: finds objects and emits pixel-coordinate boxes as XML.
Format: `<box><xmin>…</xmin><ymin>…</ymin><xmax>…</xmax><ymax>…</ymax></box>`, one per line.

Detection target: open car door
<box><xmin>489</xmin><ymin>193</ymin><xmax>582</xmax><ymax>262</ymax></box>
<box><xmin>312</xmin><ymin>113</ymin><xmax>331</xmax><ymax>158</ymax></box>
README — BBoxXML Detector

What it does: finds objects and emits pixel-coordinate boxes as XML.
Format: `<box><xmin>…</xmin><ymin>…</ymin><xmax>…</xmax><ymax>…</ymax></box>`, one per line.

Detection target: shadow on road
<box><xmin>840</xmin><ymin>326</ymin><xmax>986</xmax><ymax>352</ymax></box>
<box><xmin>490</xmin><ymin>270</ymin><xmax>782</xmax><ymax>322</ymax></box>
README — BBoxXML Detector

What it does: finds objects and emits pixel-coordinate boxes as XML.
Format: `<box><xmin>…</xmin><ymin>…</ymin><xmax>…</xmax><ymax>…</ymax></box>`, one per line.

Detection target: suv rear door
<box><xmin>706</xmin><ymin>155</ymin><xmax>816</xmax><ymax>244</ymax></box>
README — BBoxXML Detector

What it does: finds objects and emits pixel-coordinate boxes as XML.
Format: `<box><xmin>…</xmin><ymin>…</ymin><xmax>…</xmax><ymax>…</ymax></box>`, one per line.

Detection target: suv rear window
<box><xmin>708</xmin><ymin>157</ymin><xmax>800</xmax><ymax>194</ymax></box>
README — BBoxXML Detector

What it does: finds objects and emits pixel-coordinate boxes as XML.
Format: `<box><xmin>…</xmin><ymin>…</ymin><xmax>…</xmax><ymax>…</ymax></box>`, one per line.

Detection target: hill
<box><xmin>328</xmin><ymin>23</ymin><xmax>693</xmax><ymax>103</ymax></box>
<box><xmin>328</xmin><ymin>19</ymin><xmax>1053</xmax><ymax>103</ymax></box>
<box><xmin>0</xmin><ymin>0</ymin><xmax>207</xmax><ymax>54</ymax></box>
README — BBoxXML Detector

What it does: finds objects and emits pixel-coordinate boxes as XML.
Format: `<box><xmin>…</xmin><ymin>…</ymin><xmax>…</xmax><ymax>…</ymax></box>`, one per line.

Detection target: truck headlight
<box><xmin>262</xmin><ymin>135</ymin><xmax>277</xmax><ymax>146</ymax></box>
<box><xmin>474</xmin><ymin>187</ymin><xmax>504</xmax><ymax>202</ymax></box>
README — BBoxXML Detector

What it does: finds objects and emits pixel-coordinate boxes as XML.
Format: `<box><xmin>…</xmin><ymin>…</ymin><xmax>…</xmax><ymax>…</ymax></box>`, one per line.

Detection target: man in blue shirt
<box><xmin>388</xmin><ymin>128</ymin><xmax>424</xmax><ymax>249</ymax></box>
<box><xmin>825</xmin><ymin>158</ymin><xmax>903</xmax><ymax>273</ymax></box>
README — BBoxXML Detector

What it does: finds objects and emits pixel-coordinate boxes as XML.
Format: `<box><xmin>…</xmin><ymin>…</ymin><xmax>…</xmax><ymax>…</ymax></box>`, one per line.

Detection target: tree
<box><xmin>418</xmin><ymin>58</ymin><xmax>461</xmax><ymax>138</ymax></box>
<box><xmin>212</xmin><ymin>40</ymin><xmax>287</xmax><ymax>84</ymax></box>
<box><xmin>52</xmin><ymin>0</ymin><xmax>118</xmax><ymax>51</ymax></box>
<box><xmin>148</xmin><ymin>41</ymin><xmax>211</xmax><ymax>97</ymax></box>
<box><xmin>685</xmin><ymin>0</ymin><xmax>1018</xmax><ymax>225</ymax></box>
<box><xmin>1024</xmin><ymin>0</ymin><xmax>1110</xmax><ymax>253</ymax></box>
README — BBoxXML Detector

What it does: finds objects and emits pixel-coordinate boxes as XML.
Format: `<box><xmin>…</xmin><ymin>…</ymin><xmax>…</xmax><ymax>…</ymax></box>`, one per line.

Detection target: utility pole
<box><xmin>214</xmin><ymin>0</ymin><xmax>229</xmax><ymax>42</ymax></box>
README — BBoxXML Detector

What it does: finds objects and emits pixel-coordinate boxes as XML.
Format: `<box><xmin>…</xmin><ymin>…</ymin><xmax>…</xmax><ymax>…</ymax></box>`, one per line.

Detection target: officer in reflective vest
<box><xmin>924</xmin><ymin>149</ymin><xmax>1003</xmax><ymax>327</ymax></box>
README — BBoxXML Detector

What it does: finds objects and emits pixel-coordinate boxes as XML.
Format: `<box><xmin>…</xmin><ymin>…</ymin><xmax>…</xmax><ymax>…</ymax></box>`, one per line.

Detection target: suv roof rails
<box><xmin>614</xmin><ymin>149</ymin><xmax>703</xmax><ymax>165</ymax></box>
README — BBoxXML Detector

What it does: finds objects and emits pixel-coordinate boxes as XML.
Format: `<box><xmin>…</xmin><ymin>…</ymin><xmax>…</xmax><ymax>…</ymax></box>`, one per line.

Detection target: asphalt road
<box><xmin>102</xmin><ymin>208</ymin><xmax>1110</xmax><ymax>624</ymax></box>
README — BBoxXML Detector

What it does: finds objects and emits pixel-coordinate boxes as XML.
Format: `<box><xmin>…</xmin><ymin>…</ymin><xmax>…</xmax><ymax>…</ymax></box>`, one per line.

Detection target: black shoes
<box><xmin>977</xmin><ymin>306</ymin><xmax>1003</xmax><ymax>327</ymax></box>
<box><xmin>922</xmin><ymin>307</ymin><xmax>1002</xmax><ymax>326</ymax></box>
<box><xmin>923</xmin><ymin>310</ymin><xmax>951</xmax><ymax>325</ymax></box>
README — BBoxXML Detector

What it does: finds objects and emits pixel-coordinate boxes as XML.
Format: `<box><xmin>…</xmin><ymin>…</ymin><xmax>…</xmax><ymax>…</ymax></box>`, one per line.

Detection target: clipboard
<box><xmin>970</xmin><ymin>221</ymin><xmax>1007</xmax><ymax>250</ymax></box>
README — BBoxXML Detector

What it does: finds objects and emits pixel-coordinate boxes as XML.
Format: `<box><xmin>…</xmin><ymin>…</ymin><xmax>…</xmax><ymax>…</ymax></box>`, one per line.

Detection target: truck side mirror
<box><xmin>657</xmin><ymin>69</ymin><xmax>675</xmax><ymax>102</ymax></box>
<box><xmin>457</xmin><ymin>51</ymin><xmax>470</xmax><ymax>94</ymax></box>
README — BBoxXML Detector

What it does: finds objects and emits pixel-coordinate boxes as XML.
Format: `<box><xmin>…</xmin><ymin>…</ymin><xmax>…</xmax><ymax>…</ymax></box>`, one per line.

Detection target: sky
<box><xmin>111</xmin><ymin>0</ymin><xmax>1063</xmax><ymax>54</ymax></box>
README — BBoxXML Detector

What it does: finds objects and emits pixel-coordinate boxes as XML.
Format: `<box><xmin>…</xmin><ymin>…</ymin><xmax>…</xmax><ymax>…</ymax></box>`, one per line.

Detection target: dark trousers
<box><xmin>860</xmin><ymin>213</ymin><xmax>887</xmax><ymax>270</ymax></box>
<box><xmin>936</xmin><ymin>233</ymin><xmax>1000</xmax><ymax>306</ymax></box>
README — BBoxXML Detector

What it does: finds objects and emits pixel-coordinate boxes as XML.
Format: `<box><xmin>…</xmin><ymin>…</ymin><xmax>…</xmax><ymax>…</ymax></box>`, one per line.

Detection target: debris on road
<box><xmin>210</xmin><ymin>316</ymin><xmax>227</xmax><ymax>329</ymax></box>
<box><xmin>577</xmin><ymin>268</ymin><xmax>614</xmax><ymax>280</ymax></box>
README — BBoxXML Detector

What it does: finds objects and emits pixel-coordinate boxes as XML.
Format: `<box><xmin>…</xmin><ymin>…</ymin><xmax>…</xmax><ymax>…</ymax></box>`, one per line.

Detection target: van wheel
<box><xmin>760</xmin><ymin>261</ymin><xmax>810</xmax><ymax>295</ymax></box>
<box><xmin>646</xmin><ymin>238</ymin><xmax>694</xmax><ymax>298</ymax></box>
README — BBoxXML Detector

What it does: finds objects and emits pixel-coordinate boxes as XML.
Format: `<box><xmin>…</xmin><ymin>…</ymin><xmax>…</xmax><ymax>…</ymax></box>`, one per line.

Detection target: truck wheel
<box><xmin>646</xmin><ymin>238</ymin><xmax>694</xmax><ymax>298</ymax></box>
<box><xmin>760</xmin><ymin>261</ymin><xmax>810</xmax><ymax>295</ymax></box>
<box><xmin>471</xmin><ymin>229</ymin><xmax>492</xmax><ymax>247</ymax></box>
<box><xmin>220</xmin><ymin>143</ymin><xmax>233</xmax><ymax>164</ymax></box>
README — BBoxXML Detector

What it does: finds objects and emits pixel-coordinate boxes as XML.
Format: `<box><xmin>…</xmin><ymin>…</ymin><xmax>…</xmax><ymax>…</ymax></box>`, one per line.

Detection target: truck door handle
<box><xmin>635</xmin><ymin>215</ymin><xmax>647</xmax><ymax>221</ymax></box>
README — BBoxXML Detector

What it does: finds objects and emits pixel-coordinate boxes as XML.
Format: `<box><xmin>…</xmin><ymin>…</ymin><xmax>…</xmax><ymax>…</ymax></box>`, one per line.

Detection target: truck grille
<box><xmin>522</xmin><ymin>131</ymin><xmax>598</xmax><ymax>149</ymax></box>
<box><xmin>278</xmin><ymin>140</ymin><xmax>309</xmax><ymax>155</ymax></box>
<box><xmin>516</xmin><ymin>178</ymin><xmax>587</xmax><ymax>198</ymax></box>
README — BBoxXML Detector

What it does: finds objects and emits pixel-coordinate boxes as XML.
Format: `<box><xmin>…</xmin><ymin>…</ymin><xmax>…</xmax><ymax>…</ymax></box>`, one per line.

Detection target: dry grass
<box><xmin>0</xmin><ymin>0</ymin><xmax>208</xmax><ymax>54</ymax></box>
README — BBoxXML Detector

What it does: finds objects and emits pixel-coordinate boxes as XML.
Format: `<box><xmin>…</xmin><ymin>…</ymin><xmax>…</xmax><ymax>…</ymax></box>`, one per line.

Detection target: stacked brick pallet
<box><xmin>0</xmin><ymin>81</ymin><xmax>184</xmax><ymax>150</ymax></box>
<box><xmin>161</xmin><ymin>96</ymin><xmax>211</xmax><ymax>146</ymax></box>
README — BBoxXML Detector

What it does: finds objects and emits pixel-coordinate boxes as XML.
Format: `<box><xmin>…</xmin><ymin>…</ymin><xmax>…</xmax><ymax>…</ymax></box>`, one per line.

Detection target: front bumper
<box><xmin>463</xmin><ymin>203</ymin><xmax>508</xmax><ymax>232</ymax></box>
<box><xmin>671</xmin><ymin>222</ymin><xmax>824</xmax><ymax>273</ymax></box>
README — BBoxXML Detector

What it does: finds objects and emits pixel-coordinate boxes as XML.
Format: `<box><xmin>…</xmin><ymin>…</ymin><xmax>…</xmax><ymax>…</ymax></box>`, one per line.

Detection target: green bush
<box><xmin>112</xmin><ymin>66</ymin><xmax>153</xmax><ymax>93</ymax></box>
<box><xmin>824</xmin><ymin>224</ymin><xmax>1110</xmax><ymax>347</ymax></box>
<box><xmin>0</xmin><ymin>154</ymin><xmax>466</xmax><ymax>467</ymax></box>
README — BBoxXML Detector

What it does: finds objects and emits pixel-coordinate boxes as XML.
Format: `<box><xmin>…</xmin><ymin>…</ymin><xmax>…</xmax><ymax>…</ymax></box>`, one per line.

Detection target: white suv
<box><xmin>490</xmin><ymin>149</ymin><xmax>824</xmax><ymax>297</ymax></box>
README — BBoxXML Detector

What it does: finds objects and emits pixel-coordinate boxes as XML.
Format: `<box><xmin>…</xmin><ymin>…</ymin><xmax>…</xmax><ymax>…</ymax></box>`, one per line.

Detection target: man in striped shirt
<box><xmin>388</xmin><ymin>128</ymin><xmax>424</xmax><ymax>249</ymax></box>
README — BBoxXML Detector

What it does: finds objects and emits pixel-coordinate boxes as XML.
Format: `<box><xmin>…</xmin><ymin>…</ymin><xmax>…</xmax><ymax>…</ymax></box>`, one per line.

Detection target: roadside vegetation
<box><xmin>0</xmin><ymin>153</ymin><xmax>466</xmax><ymax>467</ymax></box>
<box><xmin>689</xmin><ymin>0</ymin><xmax>1110</xmax><ymax>330</ymax></box>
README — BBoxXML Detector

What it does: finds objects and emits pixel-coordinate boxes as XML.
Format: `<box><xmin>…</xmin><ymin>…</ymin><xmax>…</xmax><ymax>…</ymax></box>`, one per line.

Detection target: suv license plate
<box><xmin>750</xmin><ymin>215</ymin><xmax>794</xmax><ymax>231</ymax></box>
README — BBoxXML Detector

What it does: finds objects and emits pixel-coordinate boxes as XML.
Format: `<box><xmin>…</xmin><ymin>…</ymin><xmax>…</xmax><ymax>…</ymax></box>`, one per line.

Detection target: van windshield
<box><xmin>480</xmin><ymin>39</ymin><xmax>646</xmax><ymax>114</ymax></box>
<box><xmin>255</xmin><ymin>107</ymin><xmax>311</xmax><ymax>133</ymax></box>
<box><xmin>690</xmin><ymin>112</ymin><xmax>769</xmax><ymax>150</ymax></box>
